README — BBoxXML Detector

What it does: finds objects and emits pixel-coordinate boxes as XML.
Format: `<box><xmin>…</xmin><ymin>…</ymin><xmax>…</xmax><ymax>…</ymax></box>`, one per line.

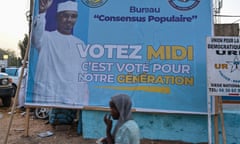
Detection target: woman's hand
<box><xmin>103</xmin><ymin>114</ymin><xmax>114</xmax><ymax>144</ymax></box>
<box><xmin>100</xmin><ymin>137</ymin><xmax>108</xmax><ymax>144</ymax></box>
<box><xmin>104</xmin><ymin>114</ymin><xmax>112</xmax><ymax>134</ymax></box>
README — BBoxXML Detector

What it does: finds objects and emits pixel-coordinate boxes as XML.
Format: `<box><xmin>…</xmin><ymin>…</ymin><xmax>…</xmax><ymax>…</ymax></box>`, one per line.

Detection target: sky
<box><xmin>219</xmin><ymin>0</ymin><xmax>240</xmax><ymax>23</ymax></box>
<box><xmin>0</xmin><ymin>0</ymin><xmax>239</xmax><ymax>57</ymax></box>
<box><xmin>0</xmin><ymin>0</ymin><xmax>30</xmax><ymax>56</ymax></box>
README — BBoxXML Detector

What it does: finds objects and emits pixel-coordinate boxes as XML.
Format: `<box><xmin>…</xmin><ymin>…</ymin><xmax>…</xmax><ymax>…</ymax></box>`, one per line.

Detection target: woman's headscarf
<box><xmin>111</xmin><ymin>94</ymin><xmax>133</xmax><ymax>137</ymax></box>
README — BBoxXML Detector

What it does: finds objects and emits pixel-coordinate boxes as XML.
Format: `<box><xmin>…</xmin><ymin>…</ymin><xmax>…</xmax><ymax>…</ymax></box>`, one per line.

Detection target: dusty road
<box><xmin>0</xmin><ymin>104</ymin><xmax>204</xmax><ymax>144</ymax></box>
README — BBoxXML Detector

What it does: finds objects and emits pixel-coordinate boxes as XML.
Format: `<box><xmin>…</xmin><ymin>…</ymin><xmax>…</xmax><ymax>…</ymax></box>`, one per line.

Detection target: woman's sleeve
<box><xmin>114</xmin><ymin>127</ymin><xmax>131</xmax><ymax>144</ymax></box>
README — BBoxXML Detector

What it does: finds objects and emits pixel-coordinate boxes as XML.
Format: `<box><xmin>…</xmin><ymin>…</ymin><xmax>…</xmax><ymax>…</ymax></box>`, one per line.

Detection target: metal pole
<box><xmin>208</xmin><ymin>95</ymin><xmax>212</xmax><ymax>144</ymax></box>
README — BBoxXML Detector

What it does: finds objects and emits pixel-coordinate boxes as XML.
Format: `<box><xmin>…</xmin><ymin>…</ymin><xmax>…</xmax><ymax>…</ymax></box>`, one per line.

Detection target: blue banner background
<box><xmin>27</xmin><ymin>0</ymin><xmax>212</xmax><ymax>113</ymax></box>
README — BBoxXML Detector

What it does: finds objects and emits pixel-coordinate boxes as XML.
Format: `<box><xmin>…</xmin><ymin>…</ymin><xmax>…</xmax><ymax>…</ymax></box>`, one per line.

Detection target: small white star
<box><xmin>226</xmin><ymin>56</ymin><xmax>240</xmax><ymax>73</ymax></box>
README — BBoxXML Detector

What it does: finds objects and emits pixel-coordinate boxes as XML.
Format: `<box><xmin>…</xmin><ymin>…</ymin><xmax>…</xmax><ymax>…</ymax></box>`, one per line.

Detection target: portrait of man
<box><xmin>31</xmin><ymin>0</ymin><xmax>89</xmax><ymax>106</ymax></box>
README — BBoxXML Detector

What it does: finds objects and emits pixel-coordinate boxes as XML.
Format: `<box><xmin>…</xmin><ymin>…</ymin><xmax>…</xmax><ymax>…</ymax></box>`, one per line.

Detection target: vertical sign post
<box><xmin>207</xmin><ymin>36</ymin><xmax>240</xmax><ymax>144</ymax></box>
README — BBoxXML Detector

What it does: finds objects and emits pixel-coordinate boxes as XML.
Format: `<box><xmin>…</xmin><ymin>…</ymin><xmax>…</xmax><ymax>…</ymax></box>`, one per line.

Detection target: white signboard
<box><xmin>0</xmin><ymin>60</ymin><xmax>7</xmax><ymax>68</ymax></box>
<box><xmin>207</xmin><ymin>36</ymin><xmax>240</xmax><ymax>96</ymax></box>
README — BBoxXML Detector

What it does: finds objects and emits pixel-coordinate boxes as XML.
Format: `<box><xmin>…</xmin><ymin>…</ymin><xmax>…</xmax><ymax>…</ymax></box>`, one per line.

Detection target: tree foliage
<box><xmin>0</xmin><ymin>34</ymin><xmax>29</xmax><ymax>67</ymax></box>
<box><xmin>0</xmin><ymin>48</ymin><xmax>19</xmax><ymax>67</ymax></box>
<box><xmin>18</xmin><ymin>34</ymin><xmax>29</xmax><ymax>60</ymax></box>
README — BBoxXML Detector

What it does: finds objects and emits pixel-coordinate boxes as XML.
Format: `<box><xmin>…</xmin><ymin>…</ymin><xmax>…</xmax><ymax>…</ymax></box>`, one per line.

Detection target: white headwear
<box><xmin>57</xmin><ymin>1</ymin><xmax>78</xmax><ymax>13</ymax></box>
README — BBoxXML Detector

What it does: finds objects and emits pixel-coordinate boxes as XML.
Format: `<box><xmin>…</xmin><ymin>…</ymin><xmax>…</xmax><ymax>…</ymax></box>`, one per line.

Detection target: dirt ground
<box><xmin>0</xmin><ymin>100</ymin><xmax>203</xmax><ymax>144</ymax></box>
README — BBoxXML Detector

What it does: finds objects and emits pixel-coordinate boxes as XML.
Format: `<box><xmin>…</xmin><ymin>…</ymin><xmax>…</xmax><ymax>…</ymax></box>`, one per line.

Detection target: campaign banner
<box><xmin>26</xmin><ymin>0</ymin><xmax>212</xmax><ymax>113</ymax></box>
<box><xmin>207</xmin><ymin>37</ymin><xmax>240</xmax><ymax>96</ymax></box>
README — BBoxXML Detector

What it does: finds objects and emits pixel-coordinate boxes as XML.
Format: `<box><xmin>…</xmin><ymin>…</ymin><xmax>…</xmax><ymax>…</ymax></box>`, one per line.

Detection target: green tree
<box><xmin>0</xmin><ymin>48</ymin><xmax>18</xmax><ymax>67</ymax></box>
<box><xmin>6</xmin><ymin>49</ymin><xmax>19</xmax><ymax>67</ymax></box>
<box><xmin>18</xmin><ymin>34</ymin><xmax>29</xmax><ymax>61</ymax></box>
<box><xmin>0</xmin><ymin>32</ymin><xmax>29</xmax><ymax>68</ymax></box>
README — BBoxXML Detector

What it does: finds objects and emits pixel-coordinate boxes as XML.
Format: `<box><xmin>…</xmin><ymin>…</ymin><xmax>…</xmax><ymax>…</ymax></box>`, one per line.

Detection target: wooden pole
<box><xmin>3</xmin><ymin>37</ymin><xmax>31</xmax><ymax>144</ymax></box>
<box><xmin>24</xmin><ymin>0</ymin><xmax>34</xmax><ymax>138</ymax></box>
<box><xmin>3</xmin><ymin>0</ymin><xmax>33</xmax><ymax>143</ymax></box>
<box><xmin>3</xmin><ymin>78</ymin><xmax>21</xmax><ymax>143</ymax></box>
<box><xmin>214</xmin><ymin>96</ymin><xmax>219</xmax><ymax>144</ymax></box>
<box><xmin>24</xmin><ymin>108</ymin><xmax>30</xmax><ymax>136</ymax></box>
<box><xmin>219</xmin><ymin>97</ymin><xmax>227</xmax><ymax>144</ymax></box>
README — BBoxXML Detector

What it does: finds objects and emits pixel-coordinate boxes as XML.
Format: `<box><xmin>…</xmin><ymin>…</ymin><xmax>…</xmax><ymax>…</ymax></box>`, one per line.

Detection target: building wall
<box><xmin>81</xmin><ymin>110</ymin><xmax>240</xmax><ymax>143</ymax></box>
<box><xmin>214</xmin><ymin>23</ymin><xmax>239</xmax><ymax>36</ymax></box>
